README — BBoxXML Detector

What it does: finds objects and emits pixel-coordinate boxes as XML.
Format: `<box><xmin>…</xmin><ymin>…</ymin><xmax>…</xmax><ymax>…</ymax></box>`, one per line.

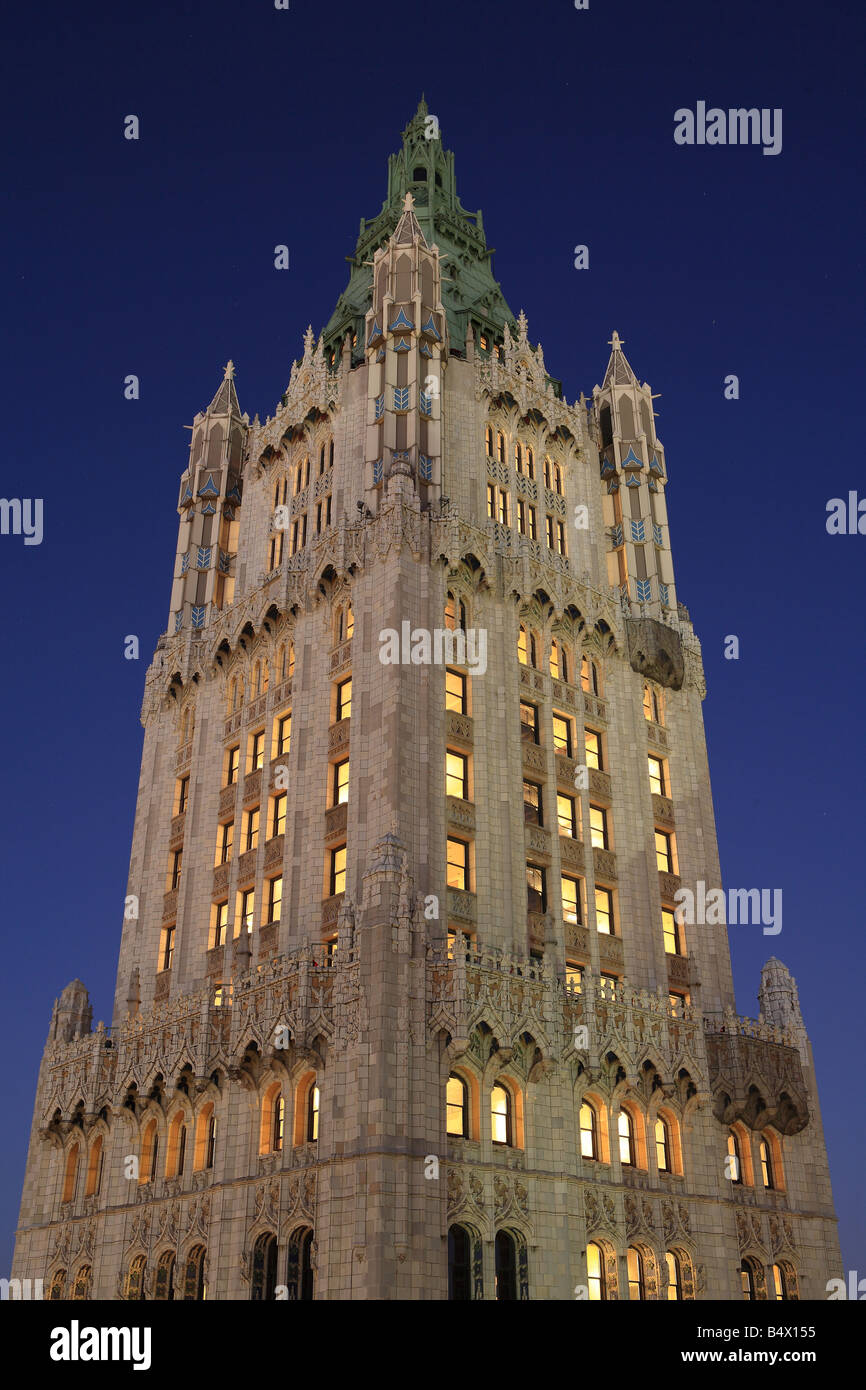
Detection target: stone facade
<box><xmin>13</xmin><ymin>102</ymin><xmax>840</xmax><ymax>1301</ymax></box>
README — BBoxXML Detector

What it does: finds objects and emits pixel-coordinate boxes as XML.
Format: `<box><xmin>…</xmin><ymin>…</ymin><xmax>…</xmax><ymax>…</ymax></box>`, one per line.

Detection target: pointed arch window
<box><xmin>126</xmin><ymin>1254</ymin><xmax>147</xmax><ymax>1301</ymax></box>
<box><xmin>491</xmin><ymin>1083</ymin><xmax>513</xmax><ymax>1146</ymax></box>
<box><xmin>497</xmin><ymin>432</ymin><xmax>506</xmax><ymax>465</ymax></box>
<box><xmin>581</xmin><ymin>656</ymin><xmax>600</xmax><ymax>696</ymax></box>
<box><xmin>494</xmin><ymin>1231</ymin><xmax>517</xmax><ymax>1301</ymax></box>
<box><xmin>62</xmin><ymin>1142</ymin><xmax>80</xmax><ymax>1204</ymax></box>
<box><xmin>48</xmin><ymin>1269</ymin><xmax>67</xmax><ymax>1301</ymax></box>
<box><xmin>618</xmin><ymin>1110</ymin><xmax>635</xmax><ymax>1167</ymax></box>
<box><xmin>182</xmin><ymin>1244</ymin><xmax>206</xmax><ymax>1301</ymax></box>
<box><xmin>251</xmin><ymin>1232</ymin><xmax>278</xmax><ymax>1301</ymax></box>
<box><xmin>446</xmin><ymin>1074</ymin><xmax>468</xmax><ymax>1137</ymax></box>
<box><xmin>71</xmin><ymin>1264</ymin><xmax>91</xmax><ymax>1301</ymax></box>
<box><xmin>759</xmin><ymin>1138</ymin><xmax>775</xmax><ymax>1189</ymax></box>
<box><xmin>579</xmin><ymin>1102</ymin><xmax>597</xmax><ymax>1160</ymax></box>
<box><xmin>448</xmin><ymin>1224</ymin><xmax>473</xmax><ymax>1300</ymax></box>
<box><xmin>587</xmin><ymin>1242</ymin><xmax>607</xmax><ymax>1300</ymax></box>
<box><xmin>526</xmin><ymin>447</ymin><xmax>535</xmax><ymax>480</ymax></box>
<box><xmin>273</xmin><ymin>1094</ymin><xmax>285</xmax><ymax>1152</ymax></box>
<box><xmin>666</xmin><ymin>1251</ymin><xmax>681</xmax><ymax>1300</ymax></box>
<box><xmin>741</xmin><ymin>1258</ymin><xmax>759</xmax><ymax>1300</ymax></box>
<box><xmin>84</xmin><ymin>1135</ymin><xmax>103</xmax><ymax>1197</ymax></box>
<box><xmin>517</xmin><ymin>625</ymin><xmax>528</xmax><ymax>665</ymax></box>
<box><xmin>727</xmin><ymin>1130</ymin><xmax>743</xmax><ymax>1185</ymax></box>
<box><xmin>307</xmin><ymin>1084</ymin><xmax>320</xmax><ymax>1142</ymax></box>
<box><xmin>154</xmin><ymin>1250</ymin><xmax>175</xmax><ymax>1301</ymax></box>
<box><xmin>445</xmin><ymin>592</ymin><xmax>467</xmax><ymax>632</ymax></box>
<box><xmin>627</xmin><ymin>1247</ymin><xmax>645</xmax><ymax>1300</ymax></box>
<box><xmin>643</xmin><ymin>683</ymin><xmax>661</xmax><ymax>723</ymax></box>
<box><xmin>550</xmin><ymin>640</ymin><xmax>560</xmax><ymax>679</ymax></box>
<box><xmin>485</xmin><ymin>425</ymin><xmax>494</xmax><ymax>456</ymax></box>
<box><xmin>655</xmin><ymin>1116</ymin><xmax>671</xmax><ymax>1172</ymax></box>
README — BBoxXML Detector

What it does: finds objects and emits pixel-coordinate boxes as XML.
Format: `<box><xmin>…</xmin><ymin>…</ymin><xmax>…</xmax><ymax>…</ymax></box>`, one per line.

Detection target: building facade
<box><xmin>13</xmin><ymin>101</ymin><xmax>840</xmax><ymax>1301</ymax></box>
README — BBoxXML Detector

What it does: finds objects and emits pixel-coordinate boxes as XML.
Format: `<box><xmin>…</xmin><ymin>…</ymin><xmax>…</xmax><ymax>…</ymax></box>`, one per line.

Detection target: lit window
<box><xmin>276</xmin><ymin>712</ymin><xmax>292</xmax><ymax>757</ymax></box>
<box><xmin>584</xmin><ymin>729</ymin><xmax>602</xmax><ymax>770</ymax></box>
<box><xmin>177</xmin><ymin>776</ymin><xmax>190</xmax><ymax>815</ymax></box>
<box><xmin>643</xmin><ymin>684</ymin><xmax>661</xmax><ymax>722</ymax></box>
<box><xmin>741</xmin><ymin>1260</ymin><xmax>757</xmax><ymax>1300</ymax></box>
<box><xmin>487</xmin><ymin>482</ymin><xmax>496</xmax><ymax>519</ymax></box>
<box><xmin>561</xmin><ymin>875</ymin><xmax>581</xmax><ymax>924</ymax></box>
<box><xmin>491</xmin><ymin>1084</ymin><xmax>512</xmax><ymax>1145</ymax></box>
<box><xmin>485</xmin><ymin>426</ymin><xmax>494</xmax><ymax>455</ymax></box>
<box><xmin>627</xmin><ymin>1248</ymin><xmax>645</xmax><ymax>1300</ymax></box>
<box><xmin>270</xmin><ymin>794</ymin><xmax>286</xmax><ymax>838</ymax></box>
<box><xmin>666</xmin><ymin>1251</ymin><xmax>681</xmax><ymax>1300</ymax></box>
<box><xmin>655</xmin><ymin>1116</ymin><xmax>671</xmax><ymax>1172</ymax></box>
<box><xmin>771</xmin><ymin>1264</ymin><xmax>788</xmax><ymax>1301</ymax></box>
<box><xmin>595</xmin><ymin>886</ymin><xmax>614</xmax><ymax>935</ymax></box>
<box><xmin>212</xmin><ymin>901</ymin><xmax>229</xmax><ymax>949</ymax></box>
<box><xmin>517</xmin><ymin>625</ymin><xmax>528</xmax><ymax>665</ymax></box>
<box><xmin>618</xmin><ymin>1110</ymin><xmax>634</xmax><ymax>1166</ymax></box>
<box><xmin>549</xmin><ymin>640</ymin><xmax>560</xmax><ymax>679</ymax></box>
<box><xmin>244</xmin><ymin>806</ymin><xmax>260</xmax><ymax>853</ymax></box>
<box><xmin>557</xmin><ymin>793</ymin><xmax>578</xmax><ymax>838</ymax></box>
<box><xmin>566</xmin><ymin>962</ymin><xmax>583</xmax><ymax>992</ymax></box>
<box><xmin>272</xmin><ymin>1094</ymin><xmax>284</xmax><ymax>1152</ymax></box>
<box><xmin>239</xmin><ymin>888</ymin><xmax>255</xmax><ymax>934</ymax></box>
<box><xmin>759</xmin><ymin>1139</ymin><xmax>775</xmax><ymax>1190</ymax></box>
<box><xmin>579</xmin><ymin>1102</ymin><xmax>597</xmax><ymax>1159</ymax></box>
<box><xmin>307</xmin><ymin>1084</ymin><xmax>319</xmax><ymax>1142</ymax></box>
<box><xmin>250</xmin><ymin>730</ymin><xmax>265</xmax><ymax>772</ymax></box>
<box><xmin>446</xmin><ymin>1075</ymin><xmax>468</xmax><ymax>1137</ymax></box>
<box><xmin>169</xmin><ymin>848</ymin><xmax>183</xmax><ymax>891</ymax></box>
<box><xmin>587</xmin><ymin>1242</ymin><xmax>606</xmax><ymax>1301</ymax></box>
<box><xmin>266</xmin><ymin>876</ymin><xmax>282</xmax><ymax>925</ymax></box>
<box><xmin>329</xmin><ymin>846</ymin><xmax>346</xmax><ymax>897</ymax></box>
<box><xmin>589</xmin><ymin>804</ymin><xmax>608</xmax><ymax>850</ymax></box>
<box><xmin>446</xmin><ymin>751</ymin><xmax>468</xmax><ymax>800</ymax></box>
<box><xmin>447</xmin><ymin>837</ymin><xmax>469</xmax><ymax>892</ymax></box>
<box><xmin>225</xmin><ymin>745</ymin><xmax>240</xmax><ymax>785</ymax></box>
<box><xmin>581</xmin><ymin>656</ymin><xmax>599</xmax><ymax>695</ymax></box>
<box><xmin>216</xmin><ymin>820</ymin><xmax>234</xmax><ymax>865</ymax></box>
<box><xmin>498</xmin><ymin>489</ymin><xmax>509</xmax><ymax>526</ymax></box>
<box><xmin>517</xmin><ymin>498</ymin><xmax>527</xmax><ymax>534</ymax></box>
<box><xmin>727</xmin><ymin>1131</ymin><xmax>742</xmax><ymax>1185</ymax></box>
<box><xmin>333</xmin><ymin>758</ymin><xmax>350</xmax><ymax>804</ymax></box>
<box><xmin>335</xmin><ymin>678</ymin><xmax>352</xmax><ymax>722</ymax></box>
<box><xmin>552</xmin><ymin>714</ymin><xmax>572</xmax><ymax>756</ymax></box>
<box><xmin>662</xmin><ymin>907</ymin><xmax>682</xmax><ymax>956</ymax></box>
<box><xmin>655</xmin><ymin>829</ymin><xmax>674</xmax><ymax>872</ymax></box>
<box><xmin>445</xmin><ymin>668</ymin><xmax>467</xmax><ymax>714</ymax></box>
<box><xmin>648</xmin><ymin>755</ymin><xmax>666</xmax><ymax>797</ymax></box>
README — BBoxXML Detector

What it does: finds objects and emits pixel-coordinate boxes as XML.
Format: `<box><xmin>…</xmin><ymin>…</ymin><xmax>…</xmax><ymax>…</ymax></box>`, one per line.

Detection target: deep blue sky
<box><xmin>2</xmin><ymin>0</ymin><xmax>863</xmax><ymax>1282</ymax></box>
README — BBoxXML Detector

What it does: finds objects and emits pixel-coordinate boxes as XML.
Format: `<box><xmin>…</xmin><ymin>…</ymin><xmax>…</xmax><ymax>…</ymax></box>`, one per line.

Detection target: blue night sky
<box><xmin>2</xmin><ymin>0</ymin><xmax>863</xmax><ymax>1281</ymax></box>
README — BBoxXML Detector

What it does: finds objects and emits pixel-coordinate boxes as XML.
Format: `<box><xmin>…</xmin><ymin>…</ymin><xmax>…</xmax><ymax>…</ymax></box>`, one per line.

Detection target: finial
<box><xmin>403</xmin><ymin>191</ymin><xmax>415</xmax><ymax>212</ymax></box>
<box><xmin>608</xmin><ymin>331</ymin><xmax>623</xmax><ymax>351</ymax></box>
<box><xmin>223</xmin><ymin>360</ymin><xmax>235</xmax><ymax>380</ymax></box>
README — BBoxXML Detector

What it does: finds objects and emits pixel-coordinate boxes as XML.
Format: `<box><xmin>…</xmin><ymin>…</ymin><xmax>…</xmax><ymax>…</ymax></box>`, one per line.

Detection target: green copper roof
<box><xmin>323</xmin><ymin>98</ymin><xmax>517</xmax><ymax>357</ymax></box>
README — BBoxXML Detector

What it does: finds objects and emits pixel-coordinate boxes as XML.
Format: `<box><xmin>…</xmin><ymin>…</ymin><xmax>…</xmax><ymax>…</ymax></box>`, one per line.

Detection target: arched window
<box><xmin>581</xmin><ymin>655</ymin><xmax>600</xmax><ymax>695</ymax></box>
<box><xmin>485</xmin><ymin>425</ymin><xmax>494</xmax><ymax>456</ymax></box>
<box><xmin>759</xmin><ymin>1138</ymin><xmax>774</xmax><ymax>1189</ymax></box>
<box><xmin>643</xmin><ymin>684</ymin><xmax>661</xmax><ymax>723</ymax></box>
<box><xmin>560</xmin><ymin>644</ymin><xmax>570</xmax><ymax>684</ymax></box>
<box><xmin>445</xmin><ymin>592</ymin><xmax>467</xmax><ymax>632</ymax></box>
<box><xmin>770</xmin><ymin>1264</ymin><xmax>788</xmax><ymax>1301</ymax></box>
<box><xmin>251</xmin><ymin>1232</ymin><xmax>278</xmax><ymax>1301</ymax></box>
<box><xmin>126</xmin><ymin>1254</ymin><xmax>146</xmax><ymax>1301</ymax></box>
<box><xmin>166</xmin><ymin>1112</ymin><xmax>188</xmax><ymax>1178</ymax></box>
<box><xmin>182</xmin><ymin>1245</ymin><xmax>206</xmax><ymax>1301</ymax></box>
<box><xmin>139</xmin><ymin>1119</ymin><xmax>159</xmax><ymax>1184</ymax></box>
<box><xmin>194</xmin><ymin>1103</ymin><xmax>216</xmax><ymax>1171</ymax></box>
<box><xmin>740</xmin><ymin>1258</ymin><xmax>759</xmax><ymax>1301</ymax></box>
<box><xmin>550</xmin><ymin>639</ymin><xmax>560</xmax><ymax>679</ymax></box>
<box><xmin>517</xmin><ymin>625</ymin><xmax>528</xmax><ymax>665</ymax></box>
<box><xmin>554</xmin><ymin>463</ymin><xmax>563</xmax><ymax>494</ymax></box>
<box><xmin>579</xmin><ymin>1102</ymin><xmax>597</xmax><ymax>1160</ymax></box>
<box><xmin>494</xmin><ymin>1231</ymin><xmax>517</xmax><ymax>1301</ymax></box>
<box><xmin>446</xmin><ymin>1074</ymin><xmax>468</xmax><ymax>1138</ymax></box>
<box><xmin>727</xmin><ymin>1130</ymin><xmax>743</xmax><ymax>1184</ymax></box>
<box><xmin>666</xmin><ymin>1251</ymin><xmax>681</xmax><ymax>1300</ymax></box>
<box><xmin>273</xmin><ymin>1095</ymin><xmax>285</xmax><ymax>1152</ymax></box>
<box><xmin>62</xmin><ymin>1143</ymin><xmax>79</xmax><ymax>1204</ymax></box>
<box><xmin>260</xmin><ymin>1083</ymin><xmax>283</xmax><ymax>1155</ymax></box>
<box><xmin>154</xmin><ymin>1250</ymin><xmax>175</xmax><ymax>1301</ymax></box>
<box><xmin>526</xmin><ymin>447</ymin><xmax>535</xmax><ymax>480</ymax></box>
<box><xmin>491</xmin><ymin>1084</ymin><xmax>512</xmax><ymax>1146</ymax></box>
<box><xmin>515</xmin><ymin>442</ymin><xmax>523</xmax><ymax>473</ymax></box>
<box><xmin>448</xmin><ymin>1224</ymin><xmax>473</xmax><ymax>1300</ymax></box>
<box><xmin>48</xmin><ymin>1268</ymin><xmax>67</xmax><ymax>1301</ymax></box>
<box><xmin>497</xmin><ymin>432</ymin><xmax>506</xmax><ymax>464</ymax></box>
<box><xmin>307</xmin><ymin>1084</ymin><xmax>320</xmax><ymax>1142</ymax></box>
<box><xmin>655</xmin><ymin>1116</ymin><xmax>671</xmax><ymax>1172</ymax></box>
<box><xmin>627</xmin><ymin>1247</ymin><xmax>645</xmax><ymax>1300</ymax></box>
<box><xmin>529</xmin><ymin>631</ymin><xmax>538</xmax><ymax>667</ymax></box>
<box><xmin>71</xmin><ymin>1264</ymin><xmax>91</xmax><ymax>1300</ymax></box>
<box><xmin>618</xmin><ymin>1110</ymin><xmax>635</xmax><ymax>1167</ymax></box>
<box><xmin>84</xmin><ymin>1135</ymin><xmax>103</xmax><ymax>1197</ymax></box>
<box><xmin>287</xmin><ymin>1227</ymin><xmax>315</xmax><ymax>1301</ymax></box>
<box><xmin>587</xmin><ymin>1242</ymin><xmax>606</xmax><ymax>1301</ymax></box>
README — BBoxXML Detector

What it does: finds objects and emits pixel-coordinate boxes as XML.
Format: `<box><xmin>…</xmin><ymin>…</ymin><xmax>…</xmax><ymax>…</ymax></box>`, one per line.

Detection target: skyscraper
<box><xmin>13</xmin><ymin>101</ymin><xmax>839</xmax><ymax>1301</ymax></box>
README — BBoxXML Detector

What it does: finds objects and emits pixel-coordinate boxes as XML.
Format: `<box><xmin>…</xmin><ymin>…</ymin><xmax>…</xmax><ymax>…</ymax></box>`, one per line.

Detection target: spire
<box><xmin>323</xmin><ymin>100</ymin><xmax>516</xmax><ymax>354</ymax></box>
<box><xmin>602</xmin><ymin>331</ymin><xmax>638</xmax><ymax>388</ymax></box>
<box><xmin>392</xmin><ymin>190</ymin><xmax>427</xmax><ymax>248</ymax></box>
<box><xmin>206</xmin><ymin>359</ymin><xmax>242</xmax><ymax>417</ymax></box>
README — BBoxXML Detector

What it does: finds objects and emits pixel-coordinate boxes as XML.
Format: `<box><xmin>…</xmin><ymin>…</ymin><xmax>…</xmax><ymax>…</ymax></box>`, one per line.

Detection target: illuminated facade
<box><xmin>13</xmin><ymin>102</ymin><xmax>839</xmax><ymax>1300</ymax></box>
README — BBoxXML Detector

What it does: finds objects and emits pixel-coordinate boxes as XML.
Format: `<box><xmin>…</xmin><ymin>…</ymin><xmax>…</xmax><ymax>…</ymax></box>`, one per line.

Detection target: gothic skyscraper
<box><xmin>14</xmin><ymin>101</ymin><xmax>839</xmax><ymax>1301</ymax></box>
